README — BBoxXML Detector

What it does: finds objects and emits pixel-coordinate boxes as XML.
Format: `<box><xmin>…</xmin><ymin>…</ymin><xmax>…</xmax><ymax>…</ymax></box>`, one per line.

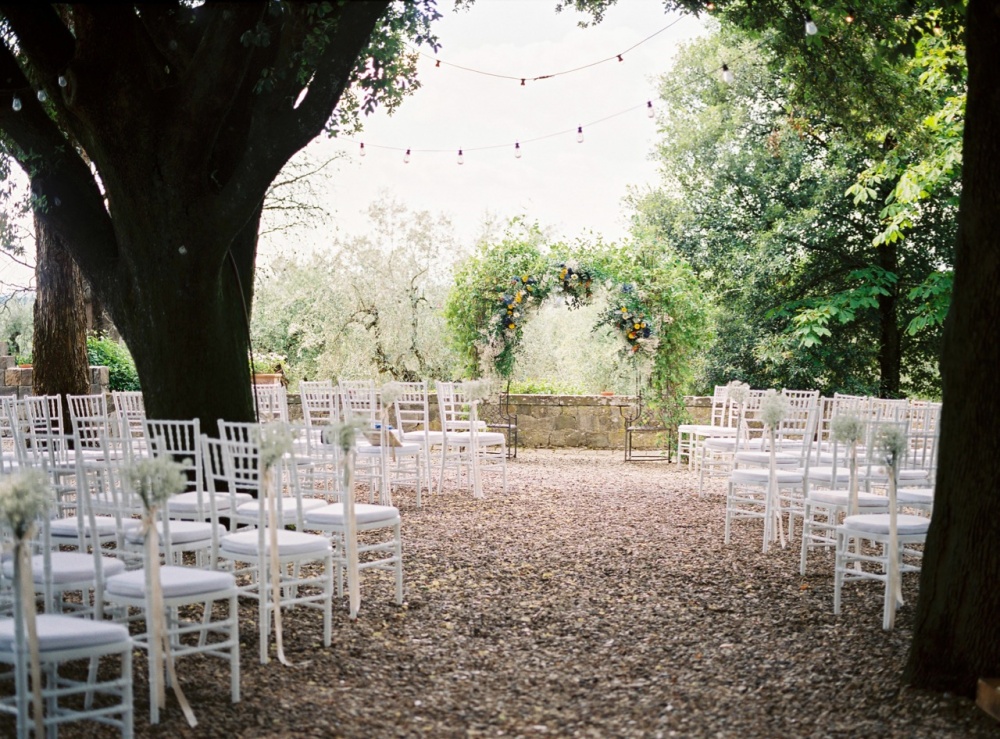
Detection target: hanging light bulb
<box><xmin>359</xmin><ymin>142</ymin><xmax>366</xmax><ymax>157</ymax></box>
<box><xmin>57</xmin><ymin>75</ymin><xmax>67</xmax><ymax>88</ymax></box>
<box><xmin>11</xmin><ymin>96</ymin><xmax>21</xmax><ymax>112</ymax></box>
<box><xmin>845</xmin><ymin>9</ymin><xmax>855</xmax><ymax>24</ymax></box>
<box><xmin>706</xmin><ymin>2</ymin><xmax>716</xmax><ymax>9</ymax></box>
<box><xmin>576</xmin><ymin>126</ymin><xmax>584</xmax><ymax>144</ymax></box>
<box><xmin>514</xmin><ymin>142</ymin><xmax>522</xmax><ymax>159</ymax></box>
<box><xmin>403</xmin><ymin>149</ymin><xmax>411</xmax><ymax>164</ymax></box>
<box><xmin>646</xmin><ymin>100</ymin><xmax>655</xmax><ymax>118</ymax></box>
<box><xmin>722</xmin><ymin>64</ymin><xmax>734</xmax><ymax>84</ymax></box>
<box><xmin>617</xmin><ymin>54</ymin><xmax>623</xmax><ymax>62</ymax></box>
<box><xmin>37</xmin><ymin>89</ymin><xmax>47</xmax><ymax>102</ymax></box>
<box><xmin>457</xmin><ymin>149</ymin><xmax>464</xmax><ymax>165</ymax></box>
<box><xmin>805</xmin><ymin>17</ymin><xmax>818</xmax><ymax>35</ymax></box>
<box><xmin>435</xmin><ymin>59</ymin><xmax>441</xmax><ymax>68</ymax></box>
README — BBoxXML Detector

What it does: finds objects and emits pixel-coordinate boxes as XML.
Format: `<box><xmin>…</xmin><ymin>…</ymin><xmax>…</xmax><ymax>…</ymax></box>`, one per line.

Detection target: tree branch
<box><xmin>0</xmin><ymin>4</ymin><xmax>76</xmax><ymax>80</ymax></box>
<box><xmin>0</xmin><ymin>44</ymin><xmax>118</xmax><ymax>286</ymax></box>
<box><xmin>214</xmin><ymin>1</ymin><xmax>390</xmax><ymax>229</ymax></box>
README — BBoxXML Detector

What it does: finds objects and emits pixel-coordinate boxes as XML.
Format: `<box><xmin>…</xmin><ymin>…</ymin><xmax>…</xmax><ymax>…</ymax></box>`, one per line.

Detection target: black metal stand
<box><xmin>622</xmin><ymin>380</ymin><xmax>671</xmax><ymax>463</ymax></box>
<box><xmin>483</xmin><ymin>380</ymin><xmax>518</xmax><ymax>459</ymax></box>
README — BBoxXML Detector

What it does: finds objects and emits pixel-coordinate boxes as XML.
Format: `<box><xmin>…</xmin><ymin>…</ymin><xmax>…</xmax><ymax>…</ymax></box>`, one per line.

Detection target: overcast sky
<box><xmin>259</xmin><ymin>0</ymin><xmax>707</xmax><ymax>262</ymax></box>
<box><xmin>0</xmin><ymin>2</ymin><xmax>708</xmax><ymax>289</ymax></box>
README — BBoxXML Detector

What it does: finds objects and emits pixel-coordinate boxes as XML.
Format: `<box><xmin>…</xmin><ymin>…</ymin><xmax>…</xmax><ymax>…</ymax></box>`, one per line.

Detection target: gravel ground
<box><xmin>11</xmin><ymin>449</ymin><xmax>1000</xmax><ymax>738</ymax></box>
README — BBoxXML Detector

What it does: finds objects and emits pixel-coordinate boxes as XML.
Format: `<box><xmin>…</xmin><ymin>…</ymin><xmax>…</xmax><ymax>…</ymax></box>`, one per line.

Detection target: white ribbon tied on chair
<box><xmin>15</xmin><ymin>537</ymin><xmax>45</xmax><ymax>738</ymax></box>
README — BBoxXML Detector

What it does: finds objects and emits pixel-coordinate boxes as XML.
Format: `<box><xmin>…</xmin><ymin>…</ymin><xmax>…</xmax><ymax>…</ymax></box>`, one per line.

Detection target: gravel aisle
<box><xmin>33</xmin><ymin>450</ymin><xmax>1000</xmax><ymax>738</ymax></box>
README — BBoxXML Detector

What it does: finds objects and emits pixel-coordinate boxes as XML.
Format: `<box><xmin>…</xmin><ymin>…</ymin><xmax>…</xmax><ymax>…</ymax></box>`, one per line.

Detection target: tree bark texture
<box><xmin>31</xmin><ymin>211</ymin><xmax>90</xmax><ymax>433</ymax></box>
<box><xmin>904</xmin><ymin>0</ymin><xmax>1000</xmax><ymax>695</ymax></box>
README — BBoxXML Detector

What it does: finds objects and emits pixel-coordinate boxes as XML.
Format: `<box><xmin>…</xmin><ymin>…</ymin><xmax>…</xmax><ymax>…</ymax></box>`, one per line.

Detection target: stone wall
<box><xmin>0</xmin><ymin>341</ymin><xmax>110</xmax><ymax>398</ymax></box>
<box><xmin>287</xmin><ymin>392</ymin><xmax>714</xmax><ymax>451</ymax></box>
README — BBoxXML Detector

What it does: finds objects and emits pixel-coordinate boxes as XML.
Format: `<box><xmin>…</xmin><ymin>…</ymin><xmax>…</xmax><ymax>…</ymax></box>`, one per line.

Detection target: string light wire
<box><xmin>347</xmin><ymin>50</ymin><xmax>761</xmax><ymax>160</ymax></box>
<box><xmin>410</xmin><ymin>15</ymin><xmax>690</xmax><ymax>84</ymax></box>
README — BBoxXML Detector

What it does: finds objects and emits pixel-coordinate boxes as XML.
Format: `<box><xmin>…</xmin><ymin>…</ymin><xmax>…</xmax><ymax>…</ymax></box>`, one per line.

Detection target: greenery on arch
<box><xmin>444</xmin><ymin>220</ymin><xmax>711</xmax><ymax>409</ymax></box>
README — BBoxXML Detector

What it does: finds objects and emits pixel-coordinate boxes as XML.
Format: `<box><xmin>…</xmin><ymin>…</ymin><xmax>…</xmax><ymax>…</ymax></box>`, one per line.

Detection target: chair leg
<box><xmin>394</xmin><ymin>523</ymin><xmax>404</xmax><ymax>605</ymax></box>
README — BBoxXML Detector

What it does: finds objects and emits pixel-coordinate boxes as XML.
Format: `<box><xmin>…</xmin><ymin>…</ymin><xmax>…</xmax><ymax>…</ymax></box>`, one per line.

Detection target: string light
<box><xmin>11</xmin><ymin>96</ymin><xmax>21</xmax><ymax>112</ymax></box>
<box><xmin>722</xmin><ymin>63</ymin><xmax>734</xmax><ymax>84</ymax></box>
<box><xmin>346</xmin><ymin>57</ymin><xmax>752</xmax><ymax>162</ymax></box>
<box><xmin>706</xmin><ymin>2</ymin><xmax>716</xmax><ymax>9</ymax></box>
<box><xmin>57</xmin><ymin>75</ymin><xmax>67</xmax><ymax>88</ymax></box>
<box><xmin>805</xmin><ymin>18</ymin><xmax>818</xmax><ymax>35</ymax></box>
<box><xmin>845</xmin><ymin>10</ymin><xmax>855</xmax><ymax>24</ymax></box>
<box><xmin>36</xmin><ymin>90</ymin><xmax>47</xmax><ymax>102</ymax></box>
<box><xmin>359</xmin><ymin>142</ymin><xmax>366</xmax><ymax>157</ymax></box>
<box><xmin>407</xmin><ymin>16</ymin><xmax>688</xmax><ymax>85</ymax></box>
<box><xmin>457</xmin><ymin>148</ymin><xmax>464</xmax><ymax>165</ymax></box>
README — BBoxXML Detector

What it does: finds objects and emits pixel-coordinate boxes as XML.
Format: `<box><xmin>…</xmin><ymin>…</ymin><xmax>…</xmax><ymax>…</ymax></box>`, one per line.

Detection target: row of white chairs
<box><xmin>0</xmin><ymin>396</ymin><xmax>406</xmax><ymax>735</ymax></box>
<box><xmin>710</xmin><ymin>388</ymin><xmax>939</xmax><ymax>631</ymax></box>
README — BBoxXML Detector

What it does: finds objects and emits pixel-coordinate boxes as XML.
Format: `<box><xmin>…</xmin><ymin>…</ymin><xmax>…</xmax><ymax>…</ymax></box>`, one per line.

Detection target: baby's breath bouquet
<box><xmin>876</xmin><ymin>422</ymin><xmax>909</xmax><ymax>625</ymax></box>
<box><xmin>319</xmin><ymin>420</ymin><xmax>362</xmax><ymax>618</ymax></box>
<box><xmin>0</xmin><ymin>469</ymin><xmax>50</xmax><ymax>538</ymax></box>
<box><xmin>256</xmin><ymin>422</ymin><xmax>293</xmax><ymax>470</ymax></box>
<box><xmin>832</xmin><ymin>414</ymin><xmax>866</xmax><ymax>515</ymax></box>
<box><xmin>759</xmin><ymin>390</ymin><xmax>789</xmax><ymax>550</ymax></box>
<box><xmin>0</xmin><ymin>470</ymin><xmax>51</xmax><ymax>736</ymax></box>
<box><xmin>462</xmin><ymin>379</ymin><xmax>495</xmax><ymax>403</ymax></box>
<box><xmin>124</xmin><ymin>454</ymin><xmax>196</xmax><ymax>723</ymax></box>
<box><xmin>126</xmin><ymin>456</ymin><xmax>188</xmax><ymax>512</ymax></box>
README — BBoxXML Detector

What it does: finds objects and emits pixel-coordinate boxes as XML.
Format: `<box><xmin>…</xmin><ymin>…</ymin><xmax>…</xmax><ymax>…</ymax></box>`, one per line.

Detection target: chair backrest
<box><xmin>144</xmin><ymin>418</ymin><xmax>203</xmax><ymax>497</ymax></box>
<box><xmin>111</xmin><ymin>391</ymin><xmax>146</xmax><ymax>442</ymax></box>
<box><xmin>393</xmin><ymin>380</ymin><xmax>431</xmax><ymax>433</ymax></box>
<box><xmin>254</xmin><ymin>383</ymin><xmax>288</xmax><ymax>423</ymax></box>
<box><xmin>339</xmin><ymin>380</ymin><xmax>378</xmax><ymax>424</ymax></box>
<box><xmin>18</xmin><ymin>396</ymin><xmax>71</xmax><ymax>474</ymax></box>
<box><xmin>68</xmin><ymin>394</ymin><xmax>118</xmax><ymax>453</ymax></box>
<box><xmin>300</xmin><ymin>383</ymin><xmax>340</xmax><ymax>426</ymax></box>
<box><xmin>904</xmin><ymin>400</ymin><xmax>941</xmax><ymax>474</ymax></box>
<box><xmin>67</xmin><ymin>393</ymin><xmax>109</xmax><ymax>423</ymax></box>
<box><xmin>709</xmin><ymin>385</ymin><xmax>730</xmax><ymax>427</ymax></box>
<box><xmin>217</xmin><ymin>430</ymin><xmax>305</xmax><ymax>527</ymax></box>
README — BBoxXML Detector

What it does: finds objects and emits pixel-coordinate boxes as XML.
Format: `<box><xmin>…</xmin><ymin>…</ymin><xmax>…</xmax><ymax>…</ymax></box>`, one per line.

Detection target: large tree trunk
<box><xmin>103</xmin><ymin>205</ymin><xmax>263</xmax><ymax>435</ymax></box>
<box><xmin>877</xmin><ymin>241</ymin><xmax>901</xmax><ymax>399</ymax></box>
<box><xmin>31</xmin><ymin>210</ymin><xmax>90</xmax><ymax>432</ymax></box>
<box><xmin>904</xmin><ymin>0</ymin><xmax>1000</xmax><ymax>695</ymax></box>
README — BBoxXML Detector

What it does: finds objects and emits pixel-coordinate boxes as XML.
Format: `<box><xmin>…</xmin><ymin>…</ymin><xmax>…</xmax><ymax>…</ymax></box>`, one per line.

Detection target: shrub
<box><xmin>86</xmin><ymin>335</ymin><xmax>140</xmax><ymax>391</ymax></box>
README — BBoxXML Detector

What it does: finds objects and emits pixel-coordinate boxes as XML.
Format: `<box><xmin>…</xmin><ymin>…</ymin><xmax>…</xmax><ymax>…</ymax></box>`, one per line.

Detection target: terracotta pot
<box><xmin>600</xmin><ymin>391</ymin><xmax>615</xmax><ymax>397</ymax></box>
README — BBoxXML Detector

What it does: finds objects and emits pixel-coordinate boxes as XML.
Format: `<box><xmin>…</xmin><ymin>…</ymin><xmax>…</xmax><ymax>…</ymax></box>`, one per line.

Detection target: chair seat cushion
<box><xmin>220</xmin><ymin>529</ymin><xmax>331</xmax><ymax>557</ymax></box>
<box><xmin>305</xmin><ymin>503</ymin><xmax>400</xmax><ymax>527</ymax></box>
<box><xmin>357</xmin><ymin>444</ymin><xmax>422</xmax><ymax>456</ymax></box>
<box><xmin>680</xmin><ymin>424</ymin><xmax>736</xmax><ymax>435</ymax></box>
<box><xmin>50</xmin><ymin>515</ymin><xmax>141</xmax><ymax>538</ymax></box>
<box><xmin>733</xmin><ymin>451</ymin><xmax>800</xmax><ymax>466</ymax></box>
<box><xmin>444</xmin><ymin>431</ymin><xmax>506</xmax><ymax>446</ymax></box>
<box><xmin>864</xmin><ymin>468</ymin><xmax>930</xmax><ymax>482</ymax></box>
<box><xmin>807</xmin><ymin>466</ymin><xmax>852</xmax><ymax>484</ymax></box>
<box><xmin>897</xmin><ymin>487</ymin><xmax>934</xmax><ymax>504</ymax></box>
<box><xmin>167</xmin><ymin>491</ymin><xmax>252</xmax><ymax>514</ymax></box>
<box><xmin>0</xmin><ymin>614</ymin><xmax>131</xmax><ymax>653</ymax></box>
<box><xmin>808</xmin><ymin>490</ymin><xmax>888</xmax><ymax>508</ymax></box>
<box><xmin>106</xmin><ymin>565</ymin><xmax>235</xmax><ymax>599</ymax></box>
<box><xmin>235</xmin><ymin>497</ymin><xmax>326</xmax><ymax>519</ymax></box>
<box><xmin>705</xmin><ymin>437</ymin><xmax>763</xmax><ymax>452</ymax></box>
<box><xmin>841</xmin><ymin>513</ymin><xmax>930</xmax><ymax>536</ymax></box>
<box><xmin>2</xmin><ymin>552</ymin><xmax>126</xmax><ymax>585</ymax></box>
<box><xmin>730</xmin><ymin>468</ymin><xmax>803</xmax><ymax>484</ymax></box>
<box><xmin>124</xmin><ymin>520</ymin><xmax>219</xmax><ymax>546</ymax></box>
<box><xmin>402</xmin><ymin>430</ymin><xmax>445</xmax><ymax>444</ymax></box>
